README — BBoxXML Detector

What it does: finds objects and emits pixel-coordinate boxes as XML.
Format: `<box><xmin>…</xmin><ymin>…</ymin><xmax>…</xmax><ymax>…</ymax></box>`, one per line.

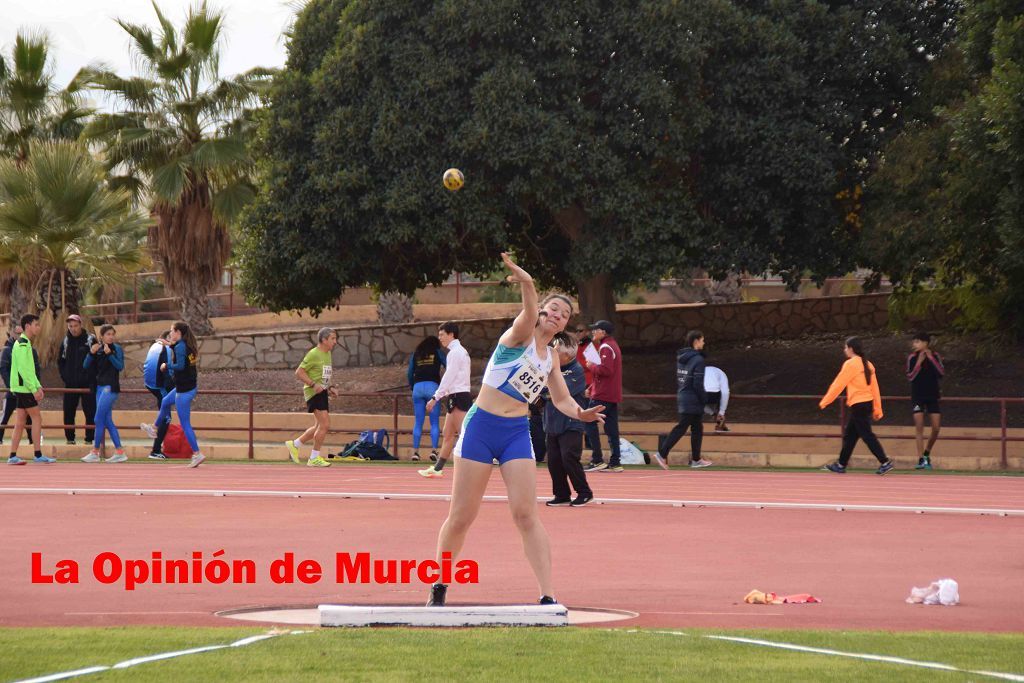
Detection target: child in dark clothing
<box><xmin>907</xmin><ymin>331</ymin><xmax>945</xmax><ymax>470</ymax></box>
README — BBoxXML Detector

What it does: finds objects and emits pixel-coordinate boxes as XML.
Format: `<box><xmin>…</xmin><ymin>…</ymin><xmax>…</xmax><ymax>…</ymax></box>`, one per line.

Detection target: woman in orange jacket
<box><xmin>819</xmin><ymin>337</ymin><xmax>894</xmax><ymax>475</ymax></box>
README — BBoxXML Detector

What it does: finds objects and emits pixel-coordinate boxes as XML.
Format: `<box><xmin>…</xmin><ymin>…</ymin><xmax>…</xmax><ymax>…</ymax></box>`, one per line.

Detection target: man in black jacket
<box><xmin>1</xmin><ymin>326</ymin><xmax>36</xmax><ymax>445</ymax></box>
<box><xmin>653</xmin><ymin>330</ymin><xmax>713</xmax><ymax>469</ymax></box>
<box><xmin>57</xmin><ymin>314</ymin><xmax>96</xmax><ymax>445</ymax></box>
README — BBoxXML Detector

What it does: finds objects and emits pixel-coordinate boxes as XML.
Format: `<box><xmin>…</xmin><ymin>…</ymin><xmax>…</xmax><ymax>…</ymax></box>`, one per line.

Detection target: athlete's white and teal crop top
<box><xmin>482</xmin><ymin>335</ymin><xmax>554</xmax><ymax>404</ymax></box>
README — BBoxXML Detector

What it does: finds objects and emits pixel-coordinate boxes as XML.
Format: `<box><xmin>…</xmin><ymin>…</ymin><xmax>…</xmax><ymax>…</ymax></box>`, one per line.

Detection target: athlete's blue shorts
<box><xmin>454</xmin><ymin>405</ymin><xmax>534</xmax><ymax>465</ymax></box>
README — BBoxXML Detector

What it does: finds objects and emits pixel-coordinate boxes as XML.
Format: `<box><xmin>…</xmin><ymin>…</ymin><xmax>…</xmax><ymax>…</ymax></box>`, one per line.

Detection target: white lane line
<box><xmin>12</xmin><ymin>667</ymin><xmax>110</xmax><ymax>683</ymax></box>
<box><xmin>646</xmin><ymin>631</ymin><xmax>1024</xmax><ymax>682</ymax></box>
<box><xmin>12</xmin><ymin>630</ymin><xmax>308</xmax><ymax>683</ymax></box>
<box><xmin>2</xmin><ymin>487</ymin><xmax>1022</xmax><ymax>516</ymax></box>
<box><xmin>707</xmin><ymin>634</ymin><xmax>1024</xmax><ymax>682</ymax></box>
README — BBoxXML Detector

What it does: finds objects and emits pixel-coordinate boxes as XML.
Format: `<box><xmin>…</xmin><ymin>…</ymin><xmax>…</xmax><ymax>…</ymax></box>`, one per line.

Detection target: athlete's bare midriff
<box><xmin>473</xmin><ymin>384</ymin><xmax>531</xmax><ymax>417</ymax></box>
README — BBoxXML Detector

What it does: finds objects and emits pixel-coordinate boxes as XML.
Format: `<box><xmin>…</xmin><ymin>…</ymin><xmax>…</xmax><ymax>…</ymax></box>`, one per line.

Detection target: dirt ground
<box><xmin>33</xmin><ymin>331</ymin><xmax>1022</xmax><ymax>428</ymax></box>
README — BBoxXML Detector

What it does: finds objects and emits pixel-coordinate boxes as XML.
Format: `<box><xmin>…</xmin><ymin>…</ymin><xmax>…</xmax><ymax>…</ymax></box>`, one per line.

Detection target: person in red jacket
<box><xmin>582</xmin><ymin>320</ymin><xmax>624</xmax><ymax>472</ymax></box>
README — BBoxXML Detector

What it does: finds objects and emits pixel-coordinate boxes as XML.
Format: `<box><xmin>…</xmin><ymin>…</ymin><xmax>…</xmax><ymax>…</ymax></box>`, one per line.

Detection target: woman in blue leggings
<box><xmin>148</xmin><ymin>321</ymin><xmax>204</xmax><ymax>468</ymax></box>
<box><xmin>81</xmin><ymin>325</ymin><xmax>126</xmax><ymax>463</ymax></box>
<box><xmin>407</xmin><ymin>335</ymin><xmax>445</xmax><ymax>461</ymax></box>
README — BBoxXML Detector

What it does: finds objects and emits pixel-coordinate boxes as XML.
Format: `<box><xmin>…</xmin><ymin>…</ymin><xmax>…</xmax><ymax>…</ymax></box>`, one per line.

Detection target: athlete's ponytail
<box><xmin>173</xmin><ymin>321</ymin><xmax>199</xmax><ymax>360</ymax></box>
<box><xmin>845</xmin><ymin>336</ymin><xmax>872</xmax><ymax>385</ymax></box>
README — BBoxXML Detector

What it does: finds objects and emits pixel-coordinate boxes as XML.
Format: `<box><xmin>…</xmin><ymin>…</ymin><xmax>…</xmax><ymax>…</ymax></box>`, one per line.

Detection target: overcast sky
<box><xmin>1</xmin><ymin>0</ymin><xmax>294</xmax><ymax>99</ymax></box>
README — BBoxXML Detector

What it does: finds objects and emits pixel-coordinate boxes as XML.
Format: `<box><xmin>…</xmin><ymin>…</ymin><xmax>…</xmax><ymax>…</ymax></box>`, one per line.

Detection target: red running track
<box><xmin>2</xmin><ymin>463</ymin><xmax>1023</xmax><ymax>632</ymax></box>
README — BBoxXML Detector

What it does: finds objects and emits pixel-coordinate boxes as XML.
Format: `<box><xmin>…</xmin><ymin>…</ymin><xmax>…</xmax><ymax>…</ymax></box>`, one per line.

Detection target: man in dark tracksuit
<box><xmin>57</xmin><ymin>314</ymin><xmax>96</xmax><ymax>445</ymax></box>
<box><xmin>655</xmin><ymin>330</ymin><xmax>713</xmax><ymax>469</ymax></box>
<box><xmin>543</xmin><ymin>335</ymin><xmax>593</xmax><ymax>507</ymax></box>
<box><xmin>0</xmin><ymin>327</ymin><xmax>37</xmax><ymax>445</ymax></box>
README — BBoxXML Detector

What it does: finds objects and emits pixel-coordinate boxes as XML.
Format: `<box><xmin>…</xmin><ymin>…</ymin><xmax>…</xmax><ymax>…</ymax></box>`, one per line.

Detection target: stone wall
<box><xmin>617</xmin><ymin>293</ymin><xmax>899</xmax><ymax>349</ymax></box>
<box><xmin>118</xmin><ymin>293</ymin><xmax>947</xmax><ymax>376</ymax></box>
<box><xmin>118</xmin><ymin>318</ymin><xmax>517</xmax><ymax>378</ymax></box>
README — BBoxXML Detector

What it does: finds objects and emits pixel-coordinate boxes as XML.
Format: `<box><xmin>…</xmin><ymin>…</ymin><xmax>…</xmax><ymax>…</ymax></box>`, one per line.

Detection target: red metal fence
<box><xmin>18</xmin><ymin>389</ymin><xmax>1022</xmax><ymax>469</ymax></box>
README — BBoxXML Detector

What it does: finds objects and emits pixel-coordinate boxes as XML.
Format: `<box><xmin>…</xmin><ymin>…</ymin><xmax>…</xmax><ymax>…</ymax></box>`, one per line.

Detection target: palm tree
<box><xmin>1</xmin><ymin>31</ymin><xmax>94</xmax><ymax>330</ymax></box>
<box><xmin>0</xmin><ymin>141</ymin><xmax>149</xmax><ymax>364</ymax></box>
<box><xmin>82</xmin><ymin>1</ymin><xmax>275</xmax><ymax>335</ymax></box>
<box><xmin>0</xmin><ymin>31</ymin><xmax>92</xmax><ymax>163</ymax></box>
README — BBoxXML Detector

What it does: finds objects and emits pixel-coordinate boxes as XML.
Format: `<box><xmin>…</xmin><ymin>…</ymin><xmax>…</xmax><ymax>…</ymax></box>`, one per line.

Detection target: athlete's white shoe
<box><xmin>81</xmin><ymin>451</ymin><xmax>101</xmax><ymax>463</ymax></box>
<box><xmin>188</xmin><ymin>452</ymin><xmax>205</xmax><ymax>468</ymax></box>
<box><xmin>418</xmin><ymin>467</ymin><xmax>443</xmax><ymax>478</ymax></box>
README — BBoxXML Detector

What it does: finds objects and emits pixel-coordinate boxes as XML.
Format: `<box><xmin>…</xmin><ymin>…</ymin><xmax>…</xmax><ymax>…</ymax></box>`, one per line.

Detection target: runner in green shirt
<box><xmin>8</xmin><ymin>314</ymin><xmax>55</xmax><ymax>465</ymax></box>
<box><xmin>285</xmin><ymin>328</ymin><xmax>337</xmax><ymax>467</ymax></box>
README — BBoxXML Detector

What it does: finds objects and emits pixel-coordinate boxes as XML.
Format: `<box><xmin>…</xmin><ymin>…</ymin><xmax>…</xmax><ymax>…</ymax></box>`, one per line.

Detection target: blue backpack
<box><xmin>358</xmin><ymin>429</ymin><xmax>390</xmax><ymax>450</ymax></box>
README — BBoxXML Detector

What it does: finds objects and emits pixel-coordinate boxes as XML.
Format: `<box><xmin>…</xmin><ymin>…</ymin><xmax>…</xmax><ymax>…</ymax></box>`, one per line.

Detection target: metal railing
<box><xmin>617</xmin><ymin>394</ymin><xmax>1022</xmax><ymax>470</ymax></box>
<box><xmin>12</xmin><ymin>389</ymin><xmax>1022</xmax><ymax>469</ymax></box>
<box><xmin>1</xmin><ymin>272</ymin><xmax>892</xmax><ymax>326</ymax></box>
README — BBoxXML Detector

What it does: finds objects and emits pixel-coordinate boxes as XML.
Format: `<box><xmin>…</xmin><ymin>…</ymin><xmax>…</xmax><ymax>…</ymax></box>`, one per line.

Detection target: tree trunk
<box><xmin>576</xmin><ymin>272</ymin><xmax>617</xmax><ymax>325</ymax></box>
<box><xmin>8</xmin><ymin>281</ymin><xmax>30</xmax><ymax>335</ymax></box>
<box><xmin>151</xmin><ymin>185</ymin><xmax>229</xmax><ymax>338</ymax></box>
<box><xmin>179</xmin><ymin>278</ymin><xmax>215</xmax><ymax>336</ymax></box>
<box><xmin>32</xmin><ymin>269</ymin><xmax>83</xmax><ymax>365</ymax></box>
<box><xmin>376</xmin><ymin>292</ymin><xmax>414</xmax><ymax>324</ymax></box>
<box><xmin>703</xmin><ymin>271</ymin><xmax>743</xmax><ymax>304</ymax></box>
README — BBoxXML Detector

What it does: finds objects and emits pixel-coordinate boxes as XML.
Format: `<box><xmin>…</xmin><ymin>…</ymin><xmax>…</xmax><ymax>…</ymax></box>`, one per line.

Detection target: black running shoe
<box><xmin>570</xmin><ymin>494</ymin><xmax>593</xmax><ymax>507</ymax></box>
<box><xmin>823</xmin><ymin>462</ymin><xmax>846</xmax><ymax>473</ymax></box>
<box><xmin>539</xmin><ymin>595</ymin><xmax>557</xmax><ymax>605</ymax></box>
<box><xmin>430</xmin><ymin>451</ymin><xmax>438</xmax><ymax>462</ymax></box>
<box><xmin>148</xmin><ymin>452</ymin><xmax>167</xmax><ymax>460</ymax></box>
<box><xmin>876</xmin><ymin>459</ymin><xmax>895</xmax><ymax>475</ymax></box>
<box><xmin>545</xmin><ymin>498</ymin><xmax>571</xmax><ymax>507</ymax></box>
<box><xmin>427</xmin><ymin>583</ymin><xmax>447</xmax><ymax>607</ymax></box>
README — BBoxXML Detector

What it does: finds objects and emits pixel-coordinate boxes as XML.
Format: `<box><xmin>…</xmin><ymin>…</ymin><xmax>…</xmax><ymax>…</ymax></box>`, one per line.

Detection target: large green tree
<box><xmin>0</xmin><ymin>142</ymin><xmax>149</xmax><ymax>363</ymax></box>
<box><xmin>862</xmin><ymin>0</ymin><xmax>1024</xmax><ymax>336</ymax></box>
<box><xmin>0</xmin><ymin>31</ymin><xmax>94</xmax><ymax>330</ymax></box>
<box><xmin>83</xmin><ymin>1</ymin><xmax>275</xmax><ymax>335</ymax></box>
<box><xmin>240</xmin><ymin>0</ymin><xmax>957</xmax><ymax>322</ymax></box>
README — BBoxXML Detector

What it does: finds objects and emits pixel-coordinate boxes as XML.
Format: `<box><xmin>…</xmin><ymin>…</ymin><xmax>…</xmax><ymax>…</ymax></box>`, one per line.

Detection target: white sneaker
<box><xmin>140</xmin><ymin>423</ymin><xmax>157</xmax><ymax>439</ymax></box>
<box><xmin>418</xmin><ymin>467</ymin><xmax>443</xmax><ymax>478</ymax></box>
<box><xmin>106</xmin><ymin>452</ymin><xmax>128</xmax><ymax>463</ymax></box>
<box><xmin>651</xmin><ymin>452</ymin><xmax>669</xmax><ymax>471</ymax></box>
<box><xmin>188</xmin><ymin>452</ymin><xmax>205</xmax><ymax>468</ymax></box>
<box><xmin>690</xmin><ymin>459</ymin><xmax>713</xmax><ymax>468</ymax></box>
<box><xmin>81</xmin><ymin>451</ymin><xmax>101</xmax><ymax>463</ymax></box>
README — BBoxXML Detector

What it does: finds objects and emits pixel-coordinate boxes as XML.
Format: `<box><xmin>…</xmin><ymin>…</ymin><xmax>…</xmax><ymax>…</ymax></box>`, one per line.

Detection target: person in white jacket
<box><xmin>703</xmin><ymin>365</ymin><xmax>730</xmax><ymax>432</ymax></box>
<box><xmin>418</xmin><ymin>322</ymin><xmax>471</xmax><ymax>478</ymax></box>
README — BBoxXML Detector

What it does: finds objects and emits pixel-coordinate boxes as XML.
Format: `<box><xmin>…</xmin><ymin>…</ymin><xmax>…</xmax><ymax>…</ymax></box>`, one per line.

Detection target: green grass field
<box><xmin>3</xmin><ymin>627</ymin><xmax>1023</xmax><ymax>682</ymax></box>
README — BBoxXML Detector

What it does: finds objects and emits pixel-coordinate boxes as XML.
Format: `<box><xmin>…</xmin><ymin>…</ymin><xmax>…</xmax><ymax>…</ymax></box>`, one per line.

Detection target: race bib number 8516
<box><xmin>508</xmin><ymin>359</ymin><xmax>547</xmax><ymax>404</ymax></box>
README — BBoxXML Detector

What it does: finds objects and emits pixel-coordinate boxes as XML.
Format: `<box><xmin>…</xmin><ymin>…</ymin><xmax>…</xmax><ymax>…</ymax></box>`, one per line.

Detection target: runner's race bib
<box><xmin>321</xmin><ymin>365</ymin><xmax>333</xmax><ymax>387</ymax></box>
<box><xmin>508</xmin><ymin>357</ymin><xmax>547</xmax><ymax>404</ymax></box>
